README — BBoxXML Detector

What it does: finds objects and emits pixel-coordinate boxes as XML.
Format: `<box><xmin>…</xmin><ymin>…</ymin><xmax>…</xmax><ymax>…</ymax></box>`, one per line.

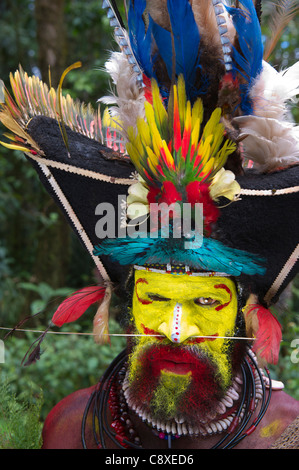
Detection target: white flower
<box><xmin>209</xmin><ymin>168</ymin><xmax>241</xmax><ymax>201</ymax></box>
<box><xmin>126</xmin><ymin>181</ymin><xmax>149</xmax><ymax>220</ymax></box>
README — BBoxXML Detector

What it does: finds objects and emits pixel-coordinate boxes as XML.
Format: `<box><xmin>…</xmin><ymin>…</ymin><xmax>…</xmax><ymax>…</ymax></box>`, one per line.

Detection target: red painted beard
<box><xmin>126</xmin><ymin>340</ymin><xmax>241</xmax><ymax>425</ymax></box>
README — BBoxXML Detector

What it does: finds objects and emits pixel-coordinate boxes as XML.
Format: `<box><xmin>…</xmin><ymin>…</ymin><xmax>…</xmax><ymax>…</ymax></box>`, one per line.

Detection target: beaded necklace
<box><xmin>81</xmin><ymin>348</ymin><xmax>272</xmax><ymax>449</ymax></box>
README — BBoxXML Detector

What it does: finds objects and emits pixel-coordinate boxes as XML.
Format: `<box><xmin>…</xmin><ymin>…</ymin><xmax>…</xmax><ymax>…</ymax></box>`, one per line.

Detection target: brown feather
<box><xmin>263</xmin><ymin>0</ymin><xmax>299</xmax><ymax>61</ymax></box>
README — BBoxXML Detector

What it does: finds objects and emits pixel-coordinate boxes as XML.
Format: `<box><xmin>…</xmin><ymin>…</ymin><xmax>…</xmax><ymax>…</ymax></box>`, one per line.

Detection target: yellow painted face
<box><xmin>128</xmin><ymin>270</ymin><xmax>240</xmax><ymax>416</ymax></box>
<box><xmin>132</xmin><ymin>269</ymin><xmax>238</xmax><ymax>354</ymax></box>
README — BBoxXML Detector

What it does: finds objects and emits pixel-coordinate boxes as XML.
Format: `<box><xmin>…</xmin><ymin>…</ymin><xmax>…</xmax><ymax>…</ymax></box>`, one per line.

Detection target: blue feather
<box><xmin>225</xmin><ymin>0</ymin><xmax>263</xmax><ymax>114</ymax></box>
<box><xmin>128</xmin><ymin>0</ymin><xmax>153</xmax><ymax>78</ymax></box>
<box><xmin>151</xmin><ymin>0</ymin><xmax>201</xmax><ymax>100</ymax></box>
<box><xmin>128</xmin><ymin>0</ymin><xmax>202</xmax><ymax>101</ymax></box>
<box><xmin>93</xmin><ymin>234</ymin><xmax>265</xmax><ymax>277</ymax></box>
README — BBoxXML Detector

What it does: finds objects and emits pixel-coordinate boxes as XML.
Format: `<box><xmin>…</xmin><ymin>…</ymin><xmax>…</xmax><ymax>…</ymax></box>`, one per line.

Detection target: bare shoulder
<box><xmin>244</xmin><ymin>390</ymin><xmax>299</xmax><ymax>449</ymax></box>
<box><xmin>42</xmin><ymin>385</ymin><xmax>97</xmax><ymax>449</ymax></box>
<box><xmin>267</xmin><ymin>390</ymin><xmax>299</xmax><ymax>421</ymax></box>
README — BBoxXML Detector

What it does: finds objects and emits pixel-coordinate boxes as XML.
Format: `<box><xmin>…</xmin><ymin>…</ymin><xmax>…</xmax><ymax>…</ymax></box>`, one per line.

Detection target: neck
<box><xmin>81</xmin><ymin>348</ymin><xmax>271</xmax><ymax>449</ymax></box>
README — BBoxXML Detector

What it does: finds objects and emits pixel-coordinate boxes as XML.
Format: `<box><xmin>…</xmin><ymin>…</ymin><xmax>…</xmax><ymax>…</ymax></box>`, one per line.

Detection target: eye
<box><xmin>194</xmin><ymin>297</ymin><xmax>220</xmax><ymax>307</ymax></box>
<box><xmin>148</xmin><ymin>293</ymin><xmax>171</xmax><ymax>302</ymax></box>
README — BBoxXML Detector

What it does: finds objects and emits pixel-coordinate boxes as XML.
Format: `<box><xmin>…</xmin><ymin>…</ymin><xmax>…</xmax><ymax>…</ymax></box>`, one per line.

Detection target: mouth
<box><xmin>148</xmin><ymin>345</ymin><xmax>211</xmax><ymax>376</ymax></box>
<box><xmin>156</xmin><ymin>359</ymin><xmax>195</xmax><ymax>375</ymax></box>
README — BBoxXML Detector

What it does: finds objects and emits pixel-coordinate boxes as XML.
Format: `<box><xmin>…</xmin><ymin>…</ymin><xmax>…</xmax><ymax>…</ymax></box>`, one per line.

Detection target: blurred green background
<box><xmin>0</xmin><ymin>0</ymin><xmax>298</xmax><ymax>448</ymax></box>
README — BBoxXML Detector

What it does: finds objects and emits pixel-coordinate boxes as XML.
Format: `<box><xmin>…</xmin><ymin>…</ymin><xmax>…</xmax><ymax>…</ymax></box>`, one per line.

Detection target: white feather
<box><xmin>92</xmin><ymin>284</ymin><xmax>112</xmax><ymax>345</ymax></box>
<box><xmin>99</xmin><ymin>51</ymin><xmax>145</xmax><ymax>137</ymax></box>
<box><xmin>234</xmin><ymin>115</ymin><xmax>299</xmax><ymax>172</ymax></box>
<box><xmin>250</xmin><ymin>60</ymin><xmax>299</xmax><ymax>120</ymax></box>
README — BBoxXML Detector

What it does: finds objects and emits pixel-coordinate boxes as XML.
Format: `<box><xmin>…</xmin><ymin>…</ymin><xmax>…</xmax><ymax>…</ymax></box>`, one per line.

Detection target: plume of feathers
<box><xmin>127</xmin><ymin>0</ymin><xmax>230</xmax><ymax>103</ymax></box>
<box><xmin>102</xmin><ymin>0</ymin><xmax>144</xmax><ymax>86</ymax></box>
<box><xmin>250</xmin><ymin>61</ymin><xmax>299</xmax><ymax>121</ymax></box>
<box><xmin>19</xmin><ymin>285</ymin><xmax>109</xmax><ymax>366</ymax></box>
<box><xmin>51</xmin><ymin>286</ymin><xmax>107</xmax><ymax>327</ymax></box>
<box><xmin>0</xmin><ymin>66</ymin><xmax>104</xmax><ymax>155</ymax></box>
<box><xmin>263</xmin><ymin>0</ymin><xmax>299</xmax><ymax>61</ymax></box>
<box><xmin>225</xmin><ymin>0</ymin><xmax>263</xmax><ymax>114</ymax></box>
<box><xmin>244</xmin><ymin>302</ymin><xmax>282</xmax><ymax>365</ymax></box>
<box><xmin>235</xmin><ymin>115</ymin><xmax>299</xmax><ymax>171</ymax></box>
<box><xmin>93</xmin><ymin>284</ymin><xmax>113</xmax><ymax>344</ymax></box>
<box><xmin>235</xmin><ymin>60</ymin><xmax>299</xmax><ymax>171</ymax></box>
<box><xmin>149</xmin><ymin>0</ymin><xmax>202</xmax><ymax>100</ymax></box>
<box><xmin>93</xmin><ymin>232</ymin><xmax>265</xmax><ymax>277</ymax></box>
<box><xmin>99</xmin><ymin>51</ymin><xmax>145</xmax><ymax>136</ymax></box>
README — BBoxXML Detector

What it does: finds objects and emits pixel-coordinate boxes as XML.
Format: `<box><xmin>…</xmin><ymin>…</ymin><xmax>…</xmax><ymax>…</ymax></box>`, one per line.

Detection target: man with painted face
<box><xmin>43</xmin><ymin>267</ymin><xmax>299</xmax><ymax>449</ymax></box>
<box><xmin>41</xmin><ymin>265</ymin><xmax>299</xmax><ymax>449</ymax></box>
<box><xmin>126</xmin><ymin>269</ymin><xmax>242</xmax><ymax>431</ymax></box>
<box><xmin>1</xmin><ymin>0</ymin><xmax>299</xmax><ymax>451</ymax></box>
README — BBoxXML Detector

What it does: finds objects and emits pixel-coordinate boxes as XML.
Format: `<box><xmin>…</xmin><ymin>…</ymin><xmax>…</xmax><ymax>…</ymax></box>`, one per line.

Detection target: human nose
<box><xmin>157</xmin><ymin>302</ymin><xmax>201</xmax><ymax>344</ymax></box>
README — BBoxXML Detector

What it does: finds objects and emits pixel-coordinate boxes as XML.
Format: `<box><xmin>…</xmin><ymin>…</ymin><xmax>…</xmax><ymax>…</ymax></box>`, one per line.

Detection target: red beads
<box><xmin>108</xmin><ymin>375</ymin><xmax>141</xmax><ymax>448</ymax></box>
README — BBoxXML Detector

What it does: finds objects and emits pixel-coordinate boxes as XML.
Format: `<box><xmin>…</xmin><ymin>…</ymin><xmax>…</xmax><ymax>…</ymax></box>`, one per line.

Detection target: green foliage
<box><xmin>0</xmin><ymin>381</ymin><xmax>43</xmax><ymax>449</ymax></box>
<box><xmin>0</xmin><ymin>317</ymin><xmax>126</xmax><ymax>421</ymax></box>
<box><xmin>269</xmin><ymin>279</ymin><xmax>299</xmax><ymax>400</ymax></box>
<box><xmin>17</xmin><ymin>281</ymin><xmax>73</xmax><ymax>315</ymax></box>
<box><xmin>0</xmin><ymin>1</ymin><xmax>298</xmax><ymax>450</ymax></box>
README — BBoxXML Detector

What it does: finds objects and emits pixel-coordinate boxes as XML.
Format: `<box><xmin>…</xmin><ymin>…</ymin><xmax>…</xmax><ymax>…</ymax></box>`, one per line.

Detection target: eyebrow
<box><xmin>147</xmin><ymin>293</ymin><xmax>171</xmax><ymax>301</ymax></box>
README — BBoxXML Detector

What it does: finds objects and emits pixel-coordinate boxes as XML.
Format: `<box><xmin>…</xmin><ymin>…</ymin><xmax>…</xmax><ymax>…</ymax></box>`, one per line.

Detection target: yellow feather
<box><xmin>126</xmin><ymin>142</ymin><xmax>143</xmax><ymax>172</ymax></box>
<box><xmin>191</xmin><ymin>118</ymin><xmax>200</xmax><ymax>148</ymax></box>
<box><xmin>161</xmin><ymin>140</ymin><xmax>175</xmax><ymax>168</ymax></box>
<box><xmin>0</xmin><ymin>110</ymin><xmax>40</xmax><ymax>153</ymax></box>
<box><xmin>191</xmin><ymin>98</ymin><xmax>203</xmax><ymax>129</ymax></box>
<box><xmin>146</xmin><ymin>146</ymin><xmax>159</xmax><ymax>176</ymax></box>
<box><xmin>103</xmin><ymin>107</ymin><xmax>111</xmax><ymax>128</ymax></box>
<box><xmin>137</xmin><ymin>117</ymin><xmax>152</xmax><ymax>148</ymax></box>
<box><xmin>184</xmin><ymin>100</ymin><xmax>192</xmax><ymax>135</ymax></box>
<box><xmin>203</xmin><ymin>156</ymin><xmax>215</xmax><ymax>175</ymax></box>
<box><xmin>209</xmin><ymin>124</ymin><xmax>224</xmax><ymax>158</ymax></box>
<box><xmin>177</xmin><ymin>74</ymin><xmax>186</xmax><ymax>129</ymax></box>
<box><xmin>0</xmin><ymin>140</ymin><xmax>29</xmax><ymax>153</ymax></box>
<box><xmin>198</xmin><ymin>134</ymin><xmax>213</xmax><ymax>166</ymax></box>
<box><xmin>144</xmin><ymin>102</ymin><xmax>163</xmax><ymax>157</ymax></box>
<box><xmin>151</xmin><ymin>79</ymin><xmax>168</xmax><ymax>138</ymax></box>
<box><xmin>202</xmin><ymin>108</ymin><xmax>222</xmax><ymax>142</ymax></box>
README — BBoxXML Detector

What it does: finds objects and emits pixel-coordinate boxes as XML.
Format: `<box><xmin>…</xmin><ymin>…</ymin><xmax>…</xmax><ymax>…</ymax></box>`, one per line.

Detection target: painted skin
<box><xmin>130</xmin><ymin>270</ymin><xmax>238</xmax><ymax>390</ymax></box>
<box><xmin>41</xmin><ymin>270</ymin><xmax>299</xmax><ymax>448</ymax></box>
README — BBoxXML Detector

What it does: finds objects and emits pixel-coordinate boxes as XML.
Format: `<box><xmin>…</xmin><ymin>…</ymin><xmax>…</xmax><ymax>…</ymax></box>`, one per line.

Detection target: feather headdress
<box><xmin>0</xmin><ymin>0</ymin><xmax>298</xmax><ymax>362</ymax></box>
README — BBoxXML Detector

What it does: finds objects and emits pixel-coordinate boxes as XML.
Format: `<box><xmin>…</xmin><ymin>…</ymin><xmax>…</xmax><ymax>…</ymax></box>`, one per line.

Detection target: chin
<box><xmin>125</xmin><ymin>338</ymin><xmax>246</xmax><ymax>426</ymax></box>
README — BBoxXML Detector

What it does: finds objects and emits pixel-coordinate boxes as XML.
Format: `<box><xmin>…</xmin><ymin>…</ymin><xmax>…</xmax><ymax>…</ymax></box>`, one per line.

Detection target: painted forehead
<box><xmin>133</xmin><ymin>269</ymin><xmax>236</xmax><ymax>297</ymax></box>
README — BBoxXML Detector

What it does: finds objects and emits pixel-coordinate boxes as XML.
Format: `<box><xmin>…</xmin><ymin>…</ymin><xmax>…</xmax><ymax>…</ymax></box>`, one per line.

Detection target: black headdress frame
<box><xmin>24</xmin><ymin>115</ymin><xmax>299</xmax><ymax>306</ymax></box>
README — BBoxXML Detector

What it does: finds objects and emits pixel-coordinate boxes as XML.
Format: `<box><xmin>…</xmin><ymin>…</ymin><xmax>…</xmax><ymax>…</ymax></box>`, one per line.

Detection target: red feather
<box><xmin>143</xmin><ymin>74</ymin><xmax>152</xmax><ymax>103</ymax></box>
<box><xmin>160</xmin><ymin>181</ymin><xmax>182</xmax><ymax>205</ymax></box>
<box><xmin>186</xmin><ymin>181</ymin><xmax>219</xmax><ymax>234</ymax></box>
<box><xmin>245</xmin><ymin>304</ymin><xmax>282</xmax><ymax>364</ymax></box>
<box><xmin>51</xmin><ymin>286</ymin><xmax>106</xmax><ymax>327</ymax></box>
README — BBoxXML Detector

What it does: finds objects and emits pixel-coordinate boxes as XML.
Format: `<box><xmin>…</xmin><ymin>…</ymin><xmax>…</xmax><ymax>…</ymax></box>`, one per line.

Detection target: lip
<box><xmin>150</xmin><ymin>347</ymin><xmax>201</xmax><ymax>376</ymax></box>
<box><xmin>157</xmin><ymin>359</ymin><xmax>194</xmax><ymax>375</ymax></box>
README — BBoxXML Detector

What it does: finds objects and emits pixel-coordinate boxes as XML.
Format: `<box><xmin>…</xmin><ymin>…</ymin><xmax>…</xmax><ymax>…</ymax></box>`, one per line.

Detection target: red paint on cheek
<box><xmin>190</xmin><ymin>333</ymin><xmax>219</xmax><ymax>344</ymax></box>
<box><xmin>140</xmin><ymin>323</ymin><xmax>164</xmax><ymax>341</ymax></box>
<box><xmin>135</xmin><ymin>278</ymin><xmax>153</xmax><ymax>305</ymax></box>
<box><xmin>214</xmin><ymin>284</ymin><xmax>232</xmax><ymax>311</ymax></box>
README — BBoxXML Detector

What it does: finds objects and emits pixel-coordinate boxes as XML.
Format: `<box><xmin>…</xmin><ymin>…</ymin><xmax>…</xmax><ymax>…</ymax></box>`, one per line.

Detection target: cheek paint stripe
<box><xmin>214</xmin><ymin>284</ymin><xmax>232</xmax><ymax>311</ymax></box>
<box><xmin>141</xmin><ymin>323</ymin><xmax>163</xmax><ymax>340</ymax></box>
<box><xmin>171</xmin><ymin>303</ymin><xmax>182</xmax><ymax>343</ymax></box>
